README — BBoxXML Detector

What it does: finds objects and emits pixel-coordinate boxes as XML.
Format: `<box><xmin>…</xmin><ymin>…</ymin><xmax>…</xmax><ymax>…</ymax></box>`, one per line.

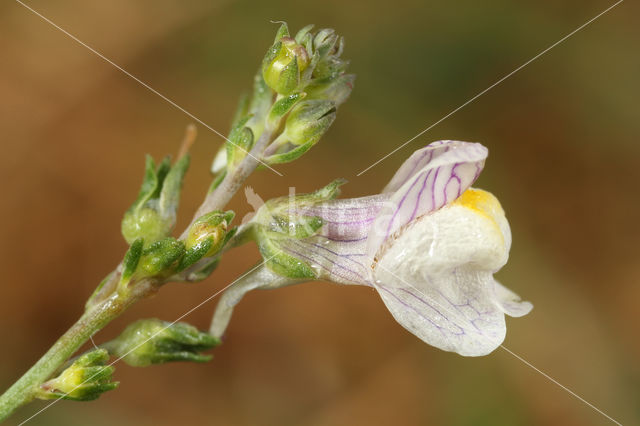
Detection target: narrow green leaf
<box><xmin>121</xmin><ymin>238</ymin><xmax>144</xmax><ymax>283</ymax></box>
<box><xmin>158</xmin><ymin>154</ymin><xmax>190</xmax><ymax>220</ymax></box>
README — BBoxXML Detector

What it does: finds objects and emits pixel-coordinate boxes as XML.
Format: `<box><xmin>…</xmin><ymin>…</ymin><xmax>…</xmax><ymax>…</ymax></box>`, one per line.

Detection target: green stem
<box><xmin>0</xmin><ymin>283</ymin><xmax>154</xmax><ymax>423</ymax></box>
<box><xmin>185</xmin><ymin>129</ymin><xmax>273</xmax><ymax>232</ymax></box>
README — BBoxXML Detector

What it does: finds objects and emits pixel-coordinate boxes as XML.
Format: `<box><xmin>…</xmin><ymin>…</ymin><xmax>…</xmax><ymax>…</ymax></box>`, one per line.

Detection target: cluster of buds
<box><xmin>104</xmin><ymin>319</ymin><xmax>219</xmax><ymax>367</ymax></box>
<box><xmin>118</xmin><ymin>211</ymin><xmax>234</xmax><ymax>292</ymax></box>
<box><xmin>248</xmin><ymin>179</ymin><xmax>345</xmax><ymax>279</ymax></box>
<box><xmin>36</xmin><ymin>350</ymin><xmax>117</xmax><ymax>401</ymax></box>
<box><xmin>211</xmin><ymin>22</ymin><xmax>353</xmax><ymax>177</ymax></box>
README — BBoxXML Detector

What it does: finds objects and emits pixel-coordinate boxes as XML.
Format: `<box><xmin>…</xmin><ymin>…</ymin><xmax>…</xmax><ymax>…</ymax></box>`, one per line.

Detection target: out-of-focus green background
<box><xmin>1</xmin><ymin>1</ymin><xmax>638</xmax><ymax>425</ymax></box>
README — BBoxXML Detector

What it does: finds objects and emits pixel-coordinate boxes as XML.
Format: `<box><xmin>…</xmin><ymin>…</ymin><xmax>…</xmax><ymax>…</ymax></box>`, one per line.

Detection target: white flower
<box><xmin>211</xmin><ymin>140</ymin><xmax>532</xmax><ymax>356</ymax></box>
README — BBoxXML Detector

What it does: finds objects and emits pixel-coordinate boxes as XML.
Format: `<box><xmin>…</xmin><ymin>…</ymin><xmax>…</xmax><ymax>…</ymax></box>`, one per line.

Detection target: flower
<box><xmin>271</xmin><ymin>140</ymin><xmax>532</xmax><ymax>356</ymax></box>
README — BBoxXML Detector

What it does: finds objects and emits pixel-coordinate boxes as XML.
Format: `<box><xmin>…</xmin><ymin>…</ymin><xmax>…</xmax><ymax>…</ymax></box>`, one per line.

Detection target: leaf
<box><xmin>121</xmin><ymin>238</ymin><xmax>144</xmax><ymax>284</ymax></box>
<box><xmin>158</xmin><ymin>154</ymin><xmax>190</xmax><ymax>220</ymax></box>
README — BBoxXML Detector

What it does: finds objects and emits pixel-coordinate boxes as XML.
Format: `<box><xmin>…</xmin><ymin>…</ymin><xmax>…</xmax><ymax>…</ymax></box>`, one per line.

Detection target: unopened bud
<box><xmin>122</xmin><ymin>154</ymin><xmax>189</xmax><ymax>245</ymax></box>
<box><xmin>284</xmin><ymin>99</ymin><xmax>336</xmax><ymax>146</ymax></box>
<box><xmin>186</xmin><ymin>211</ymin><xmax>234</xmax><ymax>257</ymax></box>
<box><xmin>262</xmin><ymin>37</ymin><xmax>310</xmax><ymax>95</ymax></box>
<box><xmin>137</xmin><ymin>238</ymin><xmax>185</xmax><ymax>278</ymax></box>
<box><xmin>304</xmin><ymin>73</ymin><xmax>355</xmax><ymax>106</ymax></box>
<box><xmin>105</xmin><ymin>319</ymin><xmax>219</xmax><ymax>367</ymax></box>
<box><xmin>36</xmin><ymin>349</ymin><xmax>118</xmax><ymax>401</ymax></box>
<box><xmin>177</xmin><ymin>211</ymin><xmax>235</xmax><ymax>272</ymax></box>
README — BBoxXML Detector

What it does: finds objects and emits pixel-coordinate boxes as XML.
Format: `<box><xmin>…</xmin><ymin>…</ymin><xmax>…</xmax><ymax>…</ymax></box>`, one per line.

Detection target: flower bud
<box><xmin>122</xmin><ymin>154</ymin><xmax>189</xmax><ymax>245</ymax></box>
<box><xmin>304</xmin><ymin>73</ymin><xmax>355</xmax><ymax>106</ymax></box>
<box><xmin>137</xmin><ymin>237</ymin><xmax>185</xmax><ymax>278</ymax></box>
<box><xmin>122</xmin><ymin>208</ymin><xmax>169</xmax><ymax>247</ymax></box>
<box><xmin>186</xmin><ymin>211</ymin><xmax>234</xmax><ymax>256</ymax></box>
<box><xmin>105</xmin><ymin>319</ymin><xmax>219</xmax><ymax>367</ymax></box>
<box><xmin>262</xmin><ymin>37</ymin><xmax>310</xmax><ymax>95</ymax></box>
<box><xmin>283</xmin><ymin>99</ymin><xmax>336</xmax><ymax>146</ymax></box>
<box><xmin>36</xmin><ymin>349</ymin><xmax>118</xmax><ymax>401</ymax></box>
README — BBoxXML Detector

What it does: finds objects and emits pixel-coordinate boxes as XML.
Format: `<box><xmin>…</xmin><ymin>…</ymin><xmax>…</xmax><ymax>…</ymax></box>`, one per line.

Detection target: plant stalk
<box><xmin>0</xmin><ymin>282</ymin><xmax>155</xmax><ymax>422</ymax></box>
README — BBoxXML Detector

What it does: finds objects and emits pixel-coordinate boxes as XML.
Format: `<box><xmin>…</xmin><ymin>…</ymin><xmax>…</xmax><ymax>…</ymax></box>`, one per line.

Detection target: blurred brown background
<box><xmin>1</xmin><ymin>0</ymin><xmax>638</xmax><ymax>425</ymax></box>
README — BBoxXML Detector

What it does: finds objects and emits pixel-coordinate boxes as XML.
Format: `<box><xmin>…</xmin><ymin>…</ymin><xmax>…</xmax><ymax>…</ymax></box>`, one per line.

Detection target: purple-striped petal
<box><xmin>279</xmin><ymin>237</ymin><xmax>370</xmax><ymax>285</ymax></box>
<box><xmin>367</xmin><ymin>141</ymin><xmax>487</xmax><ymax>259</ymax></box>
<box><xmin>374</xmin><ymin>266</ymin><xmax>507</xmax><ymax>356</ymax></box>
<box><xmin>280</xmin><ymin>196</ymin><xmax>385</xmax><ymax>284</ymax></box>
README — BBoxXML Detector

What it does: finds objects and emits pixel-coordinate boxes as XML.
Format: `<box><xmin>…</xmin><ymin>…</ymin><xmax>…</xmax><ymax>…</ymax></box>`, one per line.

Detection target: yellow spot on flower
<box><xmin>453</xmin><ymin>188</ymin><xmax>506</xmax><ymax>241</ymax></box>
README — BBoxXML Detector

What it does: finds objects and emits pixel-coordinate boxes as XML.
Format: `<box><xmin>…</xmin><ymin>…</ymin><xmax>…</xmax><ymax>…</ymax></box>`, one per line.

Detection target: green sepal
<box><xmin>138</xmin><ymin>238</ymin><xmax>185</xmax><ymax>278</ymax></box>
<box><xmin>129</xmin><ymin>155</ymin><xmax>170</xmax><ymax>211</ymax></box>
<box><xmin>294</xmin><ymin>24</ymin><xmax>314</xmax><ymax>44</ymax></box>
<box><xmin>208</xmin><ymin>170</ymin><xmax>226</xmax><ymax>194</ymax></box>
<box><xmin>313</xmin><ymin>29</ymin><xmax>338</xmax><ymax>61</ymax></box>
<box><xmin>133</xmin><ymin>155</ymin><xmax>159</xmax><ymax>207</ymax></box>
<box><xmin>230</xmin><ymin>92</ymin><xmax>250</xmax><ymax>132</ymax></box>
<box><xmin>266</xmin><ymin>215</ymin><xmax>323</xmax><ymax>239</ymax></box>
<box><xmin>248</xmin><ymin>71</ymin><xmax>273</xmax><ymax>121</ymax></box>
<box><xmin>280</xmin><ymin>99</ymin><xmax>336</xmax><ymax>150</ymax></box>
<box><xmin>122</xmin><ymin>155</ymin><xmax>187</xmax><ymax>245</ymax></box>
<box><xmin>256</xmin><ymin>229</ymin><xmax>317</xmax><ymax>279</ymax></box>
<box><xmin>226</xmin><ymin>116</ymin><xmax>255</xmax><ymax>167</ymax></box>
<box><xmin>274</xmin><ymin>22</ymin><xmax>290</xmax><ymax>42</ymax></box>
<box><xmin>36</xmin><ymin>349</ymin><xmax>118</xmax><ymax>402</ymax></box>
<box><xmin>264</xmin><ymin>138</ymin><xmax>316</xmax><ymax>164</ymax></box>
<box><xmin>121</xmin><ymin>238</ymin><xmax>144</xmax><ymax>285</ymax></box>
<box><xmin>277</xmin><ymin>54</ymin><xmax>300</xmax><ymax>95</ymax></box>
<box><xmin>184</xmin><ymin>257</ymin><xmax>221</xmax><ymax>282</ymax></box>
<box><xmin>105</xmin><ymin>319</ymin><xmax>220</xmax><ymax>367</ymax></box>
<box><xmin>267</xmin><ymin>92</ymin><xmax>306</xmax><ymax>130</ymax></box>
<box><xmin>222</xmin><ymin>226</ymin><xmax>238</xmax><ymax>246</ymax></box>
<box><xmin>262</xmin><ymin>41</ymin><xmax>282</xmax><ymax>74</ymax></box>
<box><xmin>304</xmin><ymin>73</ymin><xmax>355</xmax><ymax>106</ymax></box>
<box><xmin>158</xmin><ymin>154</ymin><xmax>190</xmax><ymax>221</ymax></box>
<box><xmin>303</xmin><ymin>178</ymin><xmax>346</xmax><ymax>202</ymax></box>
<box><xmin>178</xmin><ymin>237</ymin><xmax>213</xmax><ymax>272</ymax></box>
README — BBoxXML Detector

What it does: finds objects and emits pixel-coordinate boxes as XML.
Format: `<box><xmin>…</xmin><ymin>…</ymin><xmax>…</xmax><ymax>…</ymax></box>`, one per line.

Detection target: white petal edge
<box><xmin>493</xmin><ymin>279</ymin><xmax>533</xmax><ymax>317</ymax></box>
<box><xmin>374</xmin><ymin>267</ymin><xmax>507</xmax><ymax>356</ymax></box>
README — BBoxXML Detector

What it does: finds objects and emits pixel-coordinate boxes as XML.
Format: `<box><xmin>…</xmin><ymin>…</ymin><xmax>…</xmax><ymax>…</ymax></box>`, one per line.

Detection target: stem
<box><xmin>0</xmin><ymin>282</ymin><xmax>155</xmax><ymax>422</ymax></box>
<box><xmin>0</xmin><ymin>125</ymin><xmax>272</xmax><ymax>422</ymax></box>
<box><xmin>209</xmin><ymin>264</ymin><xmax>301</xmax><ymax>338</ymax></box>
<box><xmin>185</xmin><ymin>130</ymin><xmax>273</xmax><ymax>233</ymax></box>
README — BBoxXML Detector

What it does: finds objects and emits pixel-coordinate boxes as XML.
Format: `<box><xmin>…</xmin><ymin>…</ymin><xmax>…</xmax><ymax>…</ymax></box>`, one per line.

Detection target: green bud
<box><xmin>137</xmin><ymin>237</ymin><xmax>185</xmax><ymax>278</ymax></box>
<box><xmin>304</xmin><ymin>73</ymin><xmax>355</xmax><ymax>106</ymax></box>
<box><xmin>283</xmin><ymin>99</ymin><xmax>336</xmax><ymax>146</ymax></box>
<box><xmin>122</xmin><ymin>154</ymin><xmax>190</xmax><ymax>245</ymax></box>
<box><xmin>36</xmin><ymin>349</ymin><xmax>118</xmax><ymax>401</ymax></box>
<box><xmin>105</xmin><ymin>319</ymin><xmax>219</xmax><ymax>367</ymax></box>
<box><xmin>178</xmin><ymin>211</ymin><xmax>235</xmax><ymax>271</ymax></box>
<box><xmin>262</xmin><ymin>37</ymin><xmax>310</xmax><ymax>95</ymax></box>
<box><xmin>122</xmin><ymin>207</ymin><xmax>170</xmax><ymax>245</ymax></box>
